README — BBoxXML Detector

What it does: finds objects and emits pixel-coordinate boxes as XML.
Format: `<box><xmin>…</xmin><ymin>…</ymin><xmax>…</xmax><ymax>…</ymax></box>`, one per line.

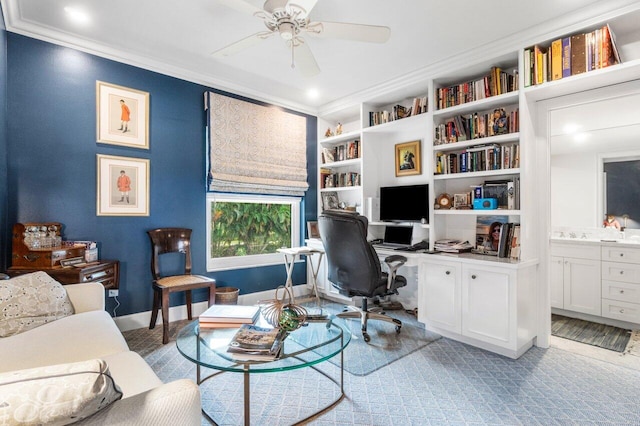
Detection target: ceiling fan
<box><xmin>213</xmin><ymin>0</ymin><xmax>391</xmax><ymax>77</ymax></box>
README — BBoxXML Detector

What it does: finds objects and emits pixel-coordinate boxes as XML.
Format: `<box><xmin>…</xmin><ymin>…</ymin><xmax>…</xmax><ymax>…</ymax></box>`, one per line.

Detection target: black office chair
<box><xmin>318</xmin><ymin>210</ymin><xmax>407</xmax><ymax>342</ymax></box>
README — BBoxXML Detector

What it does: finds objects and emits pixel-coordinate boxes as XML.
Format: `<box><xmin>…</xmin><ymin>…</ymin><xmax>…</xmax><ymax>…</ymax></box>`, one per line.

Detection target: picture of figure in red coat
<box><xmin>118</xmin><ymin>99</ymin><xmax>130</xmax><ymax>133</ymax></box>
<box><xmin>117</xmin><ymin>170</ymin><xmax>131</xmax><ymax>204</ymax></box>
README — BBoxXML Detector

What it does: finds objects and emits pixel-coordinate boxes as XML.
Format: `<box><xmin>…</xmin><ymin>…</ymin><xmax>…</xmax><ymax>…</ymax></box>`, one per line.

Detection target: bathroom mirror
<box><xmin>549</xmin><ymin>80</ymin><xmax>640</xmax><ymax>232</ymax></box>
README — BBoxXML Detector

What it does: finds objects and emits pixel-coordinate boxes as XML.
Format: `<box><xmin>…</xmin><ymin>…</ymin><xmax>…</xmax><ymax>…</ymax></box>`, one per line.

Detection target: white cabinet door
<box><xmin>563</xmin><ymin>257</ymin><xmax>601</xmax><ymax>316</ymax></box>
<box><xmin>420</xmin><ymin>260</ymin><xmax>461</xmax><ymax>333</ymax></box>
<box><xmin>462</xmin><ymin>265</ymin><xmax>512</xmax><ymax>347</ymax></box>
<box><xmin>550</xmin><ymin>256</ymin><xmax>564</xmax><ymax>308</ymax></box>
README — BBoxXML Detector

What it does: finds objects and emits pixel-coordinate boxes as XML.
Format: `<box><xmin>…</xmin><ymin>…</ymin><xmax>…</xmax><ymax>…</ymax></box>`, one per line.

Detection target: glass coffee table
<box><xmin>176</xmin><ymin>314</ymin><xmax>351</xmax><ymax>426</ymax></box>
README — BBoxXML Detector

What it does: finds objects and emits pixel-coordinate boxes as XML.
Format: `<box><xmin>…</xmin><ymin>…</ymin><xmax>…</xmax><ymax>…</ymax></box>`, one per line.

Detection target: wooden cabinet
<box><xmin>420</xmin><ymin>256</ymin><xmax>536</xmax><ymax>358</ymax></box>
<box><xmin>7</xmin><ymin>260</ymin><xmax>119</xmax><ymax>290</ymax></box>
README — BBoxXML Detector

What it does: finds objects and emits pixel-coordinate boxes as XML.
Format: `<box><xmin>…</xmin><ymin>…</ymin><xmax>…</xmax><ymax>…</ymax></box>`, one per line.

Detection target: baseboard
<box><xmin>113</xmin><ymin>284</ymin><xmax>310</xmax><ymax>332</ymax></box>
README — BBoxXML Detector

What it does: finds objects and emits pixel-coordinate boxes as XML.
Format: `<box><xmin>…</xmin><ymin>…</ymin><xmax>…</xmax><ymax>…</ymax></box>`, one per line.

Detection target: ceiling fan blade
<box><xmin>307</xmin><ymin>21</ymin><xmax>391</xmax><ymax>43</ymax></box>
<box><xmin>217</xmin><ymin>0</ymin><xmax>263</xmax><ymax>16</ymax></box>
<box><xmin>292</xmin><ymin>38</ymin><xmax>320</xmax><ymax>77</ymax></box>
<box><xmin>211</xmin><ymin>32</ymin><xmax>273</xmax><ymax>57</ymax></box>
<box><xmin>288</xmin><ymin>0</ymin><xmax>318</xmax><ymax>17</ymax></box>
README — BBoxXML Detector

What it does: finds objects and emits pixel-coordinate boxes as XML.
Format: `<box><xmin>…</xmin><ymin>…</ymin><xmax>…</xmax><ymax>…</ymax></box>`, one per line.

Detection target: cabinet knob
<box><xmin>620</xmin><ymin>271</ymin><xmax>624</xmax><ymax>275</ymax></box>
<box><xmin>564</xmin><ymin>261</ymin><xmax>568</xmax><ymax>265</ymax></box>
<box><xmin>620</xmin><ymin>309</ymin><xmax>625</xmax><ymax>314</ymax></box>
<box><xmin>620</xmin><ymin>253</ymin><xmax>624</xmax><ymax>257</ymax></box>
<box><xmin>620</xmin><ymin>290</ymin><xmax>625</xmax><ymax>294</ymax></box>
<box><xmin>445</xmin><ymin>270</ymin><xmax>450</xmax><ymax>275</ymax></box>
<box><xmin>471</xmin><ymin>274</ymin><xmax>477</xmax><ymax>279</ymax></box>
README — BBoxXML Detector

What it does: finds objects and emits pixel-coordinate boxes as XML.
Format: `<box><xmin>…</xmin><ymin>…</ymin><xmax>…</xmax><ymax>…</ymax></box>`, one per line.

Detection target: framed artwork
<box><xmin>97</xmin><ymin>154</ymin><xmax>150</xmax><ymax>216</ymax></box>
<box><xmin>307</xmin><ymin>221</ymin><xmax>320</xmax><ymax>239</ymax></box>
<box><xmin>453</xmin><ymin>193</ymin><xmax>470</xmax><ymax>209</ymax></box>
<box><xmin>321</xmin><ymin>191</ymin><xmax>339</xmax><ymax>211</ymax></box>
<box><xmin>96</xmin><ymin>81</ymin><xmax>149</xmax><ymax>149</ymax></box>
<box><xmin>395</xmin><ymin>140</ymin><xmax>421</xmax><ymax>176</ymax></box>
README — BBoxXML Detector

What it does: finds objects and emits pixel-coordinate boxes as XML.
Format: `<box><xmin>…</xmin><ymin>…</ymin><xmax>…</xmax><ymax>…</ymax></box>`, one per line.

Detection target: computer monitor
<box><xmin>379</xmin><ymin>184</ymin><xmax>429</xmax><ymax>223</ymax></box>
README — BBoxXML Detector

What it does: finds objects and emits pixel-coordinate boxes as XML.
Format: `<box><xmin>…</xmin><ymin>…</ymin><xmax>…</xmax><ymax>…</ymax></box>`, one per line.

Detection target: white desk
<box><xmin>277</xmin><ymin>247</ymin><xmax>324</xmax><ymax>304</ymax></box>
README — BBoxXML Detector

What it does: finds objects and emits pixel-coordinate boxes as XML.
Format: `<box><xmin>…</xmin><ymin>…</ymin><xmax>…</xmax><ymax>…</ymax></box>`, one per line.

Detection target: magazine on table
<box><xmin>226</xmin><ymin>324</ymin><xmax>288</xmax><ymax>361</ymax></box>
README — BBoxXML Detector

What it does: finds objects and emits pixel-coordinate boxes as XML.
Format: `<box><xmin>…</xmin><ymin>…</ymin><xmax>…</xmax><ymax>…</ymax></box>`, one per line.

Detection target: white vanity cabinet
<box><xmin>601</xmin><ymin>245</ymin><xmax>640</xmax><ymax>324</ymax></box>
<box><xmin>550</xmin><ymin>242</ymin><xmax>601</xmax><ymax>316</ymax></box>
<box><xmin>420</xmin><ymin>256</ymin><xmax>536</xmax><ymax>359</ymax></box>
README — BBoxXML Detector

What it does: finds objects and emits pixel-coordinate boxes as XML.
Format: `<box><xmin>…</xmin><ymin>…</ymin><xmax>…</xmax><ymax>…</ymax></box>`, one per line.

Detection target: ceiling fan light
<box><xmin>279</xmin><ymin>22</ymin><xmax>295</xmax><ymax>40</ymax></box>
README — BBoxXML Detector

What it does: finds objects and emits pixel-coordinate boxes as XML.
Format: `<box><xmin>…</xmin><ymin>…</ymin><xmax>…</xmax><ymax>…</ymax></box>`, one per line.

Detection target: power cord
<box><xmin>111</xmin><ymin>296</ymin><xmax>120</xmax><ymax>317</ymax></box>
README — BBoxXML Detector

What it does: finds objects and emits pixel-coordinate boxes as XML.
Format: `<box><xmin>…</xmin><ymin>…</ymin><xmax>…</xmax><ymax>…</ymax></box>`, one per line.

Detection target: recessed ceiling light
<box><xmin>64</xmin><ymin>6</ymin><xmax>90</xmax><ymax>25</ymax></box>
<box><xmin>307</xmin><ymin>88</ymin><xmax>319</xmax><ymax>99</ymax></box>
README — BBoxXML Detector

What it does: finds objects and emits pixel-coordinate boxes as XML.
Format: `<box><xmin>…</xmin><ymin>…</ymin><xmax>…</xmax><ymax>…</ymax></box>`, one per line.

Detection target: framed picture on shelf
<box><xmin>96</xmin><ymin>81</ymin><xmax>149</xmax><ymax>149</ymax></box>
<box><xmin>453</xmin><ymin>193</ymin><xmax>470</xmax><ymax>209</ymax></box>
<box><xmin>97</xmin><ymin>154</ymin><xmax>150</xmax><ymax>216</ymax></box>
<box><xmin>395</xmin><ymin>140</ymin><xmax>421</xmax><ymax>177</ymax></box>
<box><xmin>321</xmin><ymin>191</ymin><xmax>339</xmax><ymax>211</ymax></box>
<box><xmin>307</xmin><ymin>221</ymin><xmax>320</xmax><ymax>239</ymax></box>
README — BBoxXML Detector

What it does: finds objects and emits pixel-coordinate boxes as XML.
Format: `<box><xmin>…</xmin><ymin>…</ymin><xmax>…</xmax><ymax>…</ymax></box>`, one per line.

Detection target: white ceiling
<box><xmin>2</xmin><ymin>0</ymin><xmax>640</xmax><ymax>116</ymax></box>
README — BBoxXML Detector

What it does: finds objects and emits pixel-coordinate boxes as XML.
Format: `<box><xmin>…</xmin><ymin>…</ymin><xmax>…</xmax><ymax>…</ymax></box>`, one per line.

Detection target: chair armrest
<box><xmin>384</xmin><ymin>255</ymin><xmax>407</xmax><ymax>290</ymax></box>
<box><xmin>65</xmin><ymin>282</ymin><xmax>105</xmax><ymax>313</ymax></box>
<box><xmin>78</xmin><ymin>379</ymin><xmax>201</xmax><ymax>426</ymax></box>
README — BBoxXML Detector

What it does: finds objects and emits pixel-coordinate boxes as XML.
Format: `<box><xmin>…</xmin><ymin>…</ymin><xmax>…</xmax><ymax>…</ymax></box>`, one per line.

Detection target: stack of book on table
<box><xmin>226</xmin><ymin>324</ymin><xmax>288</xmax><ymax>361</ymax></box>
<box><xmin>198</xmin><ymin>304</ymin><xmax>260</xmax><ymax>329</ymax></box>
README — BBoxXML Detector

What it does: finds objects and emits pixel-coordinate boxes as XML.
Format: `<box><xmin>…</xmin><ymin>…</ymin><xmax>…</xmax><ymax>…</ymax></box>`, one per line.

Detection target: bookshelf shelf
<box><xmin>435</xmin><ymin>209</ymin><xmax>520</xmax><ymax>216</ymax></box>
<box><xmin>433</xmin><ymin>91</ymin><xmax>519</xmax><ymax>117</ymax></box>
<box><xmin>363</xmin><ymin>112</ymin><xmax>430</xmax><ymax>134</ymax></box>
<box><xmin>434</xmin><ymin>133</ymin><xmax>520</xmax><ymax>153</ymax></box>
<box><xmin>434</xmin><ymin>168</ymin><xmax>520</xmax><ymax>180</ymax></box>
<box><xmin>319</xmin><ymin>129</ymin><xmax>361</xmax><ymax>145</ymax></box>
<box><xmin>319</xmin><ymin>186</ymin><xmax>361</xmax><ymax>193</ymax></box>
<box><xmin>321</xmin><ymin>158</ymin><xmax>361</xmax><ymax>168</ymax></box>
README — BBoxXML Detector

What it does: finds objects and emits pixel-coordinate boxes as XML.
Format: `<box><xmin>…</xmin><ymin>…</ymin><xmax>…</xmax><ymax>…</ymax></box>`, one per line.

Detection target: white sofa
<box><xmin>0</xmin><ymin>280</ymin><xmax>202</xmax><ymax>425</ymax></box>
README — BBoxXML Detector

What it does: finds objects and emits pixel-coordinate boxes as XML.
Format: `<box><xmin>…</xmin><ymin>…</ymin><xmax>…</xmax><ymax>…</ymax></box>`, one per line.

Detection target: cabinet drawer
<box><xmin>550</xmin><ymin>243</ymin><xmax>600</xmax><ymax>260</ymax></box>
<box><xmin>601</xmin><ymin>299</ymin><xmax>640</xmax><ymax>324</ymax></box>
<box><xmin>602</xmin><ymin>246</ymin><xmax>640</xmax><ymax>264</ymax></box>
<box><xmin>602</xmin><ymin>280</ymin><xmax>640</xmax><ymax>304</ymax></box>
<box><xmin>601</xmin><ymin>261</ymin><xmax>640</xmax><ymax>284</ymax></box>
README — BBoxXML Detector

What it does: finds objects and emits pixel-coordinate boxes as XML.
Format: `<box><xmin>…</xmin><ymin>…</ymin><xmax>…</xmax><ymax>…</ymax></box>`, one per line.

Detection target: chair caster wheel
<box><xmin>395</xmin><ymin>325</ymin><xmax>402</xmax><ymax>333</ymax></box>
<box><xmin>363</xmin><ymin>333</ymin><xmax>371</xmax><ymax>343</ymax></box>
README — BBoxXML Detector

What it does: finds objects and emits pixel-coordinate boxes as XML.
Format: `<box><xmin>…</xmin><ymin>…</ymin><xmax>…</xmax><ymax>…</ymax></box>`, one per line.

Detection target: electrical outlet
<box><xmin>108</xmin><ymin>289</ymin><xmax>119</xmax><ymax>298</ymax></box>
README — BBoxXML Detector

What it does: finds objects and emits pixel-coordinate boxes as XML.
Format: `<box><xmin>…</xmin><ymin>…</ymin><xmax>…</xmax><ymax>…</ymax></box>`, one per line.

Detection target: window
<box><xmin>206</xmin><ymin>193</ymin><xmax>301</xmax><ymax>271</ymax></box>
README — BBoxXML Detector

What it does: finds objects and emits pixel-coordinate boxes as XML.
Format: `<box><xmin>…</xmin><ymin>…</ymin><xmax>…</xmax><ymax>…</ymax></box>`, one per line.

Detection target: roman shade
<box><xmin>205</xmin><ymin>92</ymin><xmax>309</xmax><ymax>196</ymax></box>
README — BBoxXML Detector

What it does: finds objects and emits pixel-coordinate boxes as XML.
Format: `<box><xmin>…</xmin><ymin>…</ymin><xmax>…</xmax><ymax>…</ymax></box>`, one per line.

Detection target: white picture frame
<box><xmin>97</xmin><ymin>154</ymin><xmax>150</xmax><ymax>216</ymax></box>
<box><xmin>96</xmin><ymin>81</ymin><xmax>149</xmax><ymax>149</ymax></box>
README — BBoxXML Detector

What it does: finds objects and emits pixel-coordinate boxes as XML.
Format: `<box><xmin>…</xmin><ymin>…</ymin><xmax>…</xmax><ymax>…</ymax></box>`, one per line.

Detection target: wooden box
<box><xmin>11</xmin><ymin>222</ymin><xmax>85</xmax><ymax>268</ymax></box>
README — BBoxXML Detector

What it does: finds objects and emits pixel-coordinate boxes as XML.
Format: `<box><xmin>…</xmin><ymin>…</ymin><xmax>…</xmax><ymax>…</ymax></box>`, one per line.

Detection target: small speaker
<box><xmin>365</xmin><ymin>197</ymin><xmax>379</xmax><ymax>222</ymax></box>
<box><xmin>473</xmin><ymin>198</ymin><xmax>498</xmax><ymax>209</ymax></box>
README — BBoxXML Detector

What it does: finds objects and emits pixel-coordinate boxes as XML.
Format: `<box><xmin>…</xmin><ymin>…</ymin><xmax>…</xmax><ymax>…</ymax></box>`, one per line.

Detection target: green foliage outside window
<box><xmin>211</xmin><ymin>201</ymin><xmax>292</xmax><ymax>258</ymax></box>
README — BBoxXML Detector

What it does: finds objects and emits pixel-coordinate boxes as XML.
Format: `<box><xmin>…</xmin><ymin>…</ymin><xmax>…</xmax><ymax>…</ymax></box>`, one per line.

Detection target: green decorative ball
<box><xmin>279</xmin><ymin>307</ymin><xmax>300</xmax><ymax>331</ymax></box>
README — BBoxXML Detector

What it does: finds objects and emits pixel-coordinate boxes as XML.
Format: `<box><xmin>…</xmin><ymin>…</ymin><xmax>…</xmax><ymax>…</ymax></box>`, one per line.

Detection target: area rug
<box><xmin>304</xmin><ymin>300</ymin><xmax>441</xmax><ymax>376</ymax></box>
<box><xmin>551</xmin><ymin>314</ymin><xmax>631</xmax><ymax>352</ymax></box>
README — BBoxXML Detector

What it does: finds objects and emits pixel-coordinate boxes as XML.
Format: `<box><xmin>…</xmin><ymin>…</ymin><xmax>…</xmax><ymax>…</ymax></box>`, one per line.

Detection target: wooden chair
<box><xmin>147</xmin><ymin>228</ymin><xmax>216</xmax><ymax>344</ymax></box>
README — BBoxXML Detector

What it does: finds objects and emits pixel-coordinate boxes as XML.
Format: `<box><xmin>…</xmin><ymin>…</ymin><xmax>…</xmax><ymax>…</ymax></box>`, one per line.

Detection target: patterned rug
<box><xmin>551</xmin><ymin>314</ymin><xmax>632</xmax><ymax>352</ymax></box>
<box><xmin>307</xmin><ymin>301</ymin><xmax>441</xmax><ymax>376</ymax></box>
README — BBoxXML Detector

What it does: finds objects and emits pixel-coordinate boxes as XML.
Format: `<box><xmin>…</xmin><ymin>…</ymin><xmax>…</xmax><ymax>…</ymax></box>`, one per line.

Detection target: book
<box><xmin>199</xmin><ymin>304</ymin><xmax>260</xmax><ymax>324</ymax></box>
<box><xmin>226</xmin><ymin>324</ymin><xmax>287</xmax><ymax>361</ymax></box>
<box><xmin>198</xmin><ymin>321</ymin><xmax>243</xmax><ymax>329</ymax></box>
<box><xmin>562</xmin><ymin>37</ymin><xmax>571</xmax><ymax>78</ymax></box>
<box><xmin>551</xmin><ymin>39</ymin><xmax>563</xmax><ymax>81</ymax></box>
<box><xmin>570</xmin><ymin>33</ymin><xmax>586</xmax><ymax>75</ymax></box>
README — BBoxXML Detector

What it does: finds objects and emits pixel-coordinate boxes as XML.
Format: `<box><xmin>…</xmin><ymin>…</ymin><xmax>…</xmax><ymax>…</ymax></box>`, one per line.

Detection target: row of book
<box><xmin>321</xmin><ymin>139</ymin><xmax>360</xmax><ymax>164</ymax></box>
<box><xmin>496</xmin><ymin>223</ymin><xmax>521</xmax><ymax>260</ymax></box>
<box><xmin>435</xmin><ymin>143</ymin><xmax>520</xmax><ymax>175</ymax></box>
<box><xmin>434</xmin><ymin>107</ymin><xmax>519</xmax><ymax>145</ymax></box>
<box><xmin>524</xmin><ymin>24</ymin><xmax>621</xmax><ymax>87</ymax></box>
<box><xmin>435</xmin><ymin>67</ymin><xmax>518</xmax><ymax>110</ymax></box>
<box><xmin>319</xmin><ymin>170</ymin><xmax>361</xmax><ymax>189</ymax></box>
<box><xmin>368</xmin><ymin>96</ymin><xmax>428</xmax><ymax>127</ymax></box>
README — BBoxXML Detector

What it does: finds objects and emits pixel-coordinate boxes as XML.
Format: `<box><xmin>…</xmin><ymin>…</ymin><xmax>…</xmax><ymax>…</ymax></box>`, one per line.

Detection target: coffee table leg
<box><xmin>244</xmin><ymin>365</ymin><xmax>250</xmax><ymax>426</ymax></box>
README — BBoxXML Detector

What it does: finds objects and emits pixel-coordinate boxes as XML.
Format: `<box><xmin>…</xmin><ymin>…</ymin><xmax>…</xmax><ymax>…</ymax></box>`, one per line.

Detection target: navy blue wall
<box><xmin>0</xmin><ymin>10</ymin><xmax>8</xmax><ymax>272</ymax></box>
<box><xmin>5</xmin><ymin>34</ymin><xmax>317</xmax><ymax>316</ymax></box>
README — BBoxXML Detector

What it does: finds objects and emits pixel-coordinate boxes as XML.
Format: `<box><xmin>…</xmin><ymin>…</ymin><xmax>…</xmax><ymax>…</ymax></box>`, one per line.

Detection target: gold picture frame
<box><xmin>395</xmin><ymin>140</ymin><xmax>421</xmax><ymax>176</ymax></box>
<box><xmin>97</xmin><ymin>154</ymin><xmax>150</xmax><ymax>216</ymax></box>
<box><xmin>96</xmin><ymin>81</ymin><xmax>149</xmax><ymax>149</ymax></box>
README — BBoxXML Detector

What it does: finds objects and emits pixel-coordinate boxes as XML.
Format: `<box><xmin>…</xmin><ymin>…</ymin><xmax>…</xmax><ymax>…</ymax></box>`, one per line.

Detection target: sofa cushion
<box><xmin>0</xmin><ymin>310</ymin><xmax>130</xmax><ymax>374</ymax></box>
<box><xmin>0</xmin><ymin>271</ymin><xmax>74</xmax><ymax>337</ymax></box>
<box><xmin>101</xmin><ymin>351</ymin><xmax>163</xmax><ymax>398</ymax></box>
<box><xmin>0</xmin><ymin>359</ymin><xmax>122</xmax><ymax>425</ymax></box>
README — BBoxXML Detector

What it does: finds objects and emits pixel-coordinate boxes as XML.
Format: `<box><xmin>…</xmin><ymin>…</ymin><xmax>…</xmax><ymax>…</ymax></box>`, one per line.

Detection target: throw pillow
<box><xmin>0</xmin><ymin>271</ymin><xmax>75</xmax><ymax>338</ymax></box>
<box><xmin>0</xmin><ymin>358</ymin><xmax>122</xmax><ymax>425</ymax></box>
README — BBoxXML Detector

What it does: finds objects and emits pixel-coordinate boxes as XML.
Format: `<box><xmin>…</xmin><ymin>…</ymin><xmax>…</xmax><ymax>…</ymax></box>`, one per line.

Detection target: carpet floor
<box><xmin>551</xmin><ymin>314</ymin><xmax>632</xmax><ymax>352</ymax></box>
